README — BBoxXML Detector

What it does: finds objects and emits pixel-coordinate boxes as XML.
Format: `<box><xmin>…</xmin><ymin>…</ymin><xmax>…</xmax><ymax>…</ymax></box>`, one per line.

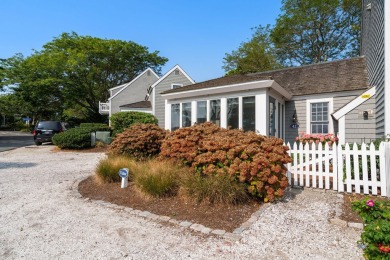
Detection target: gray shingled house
<box><xmin>160</xmin><ymin>0</ymin><xmax>389</xmax><ymax>145</ymax></box>
<box><xmin>99</xmin><ymin>65</ymin><xmax>194</xmax><ymax>128</ymax></box>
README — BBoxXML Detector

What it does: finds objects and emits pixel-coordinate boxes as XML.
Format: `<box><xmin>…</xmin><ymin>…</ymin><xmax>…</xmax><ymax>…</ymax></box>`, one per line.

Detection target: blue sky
<box><xmin>0</xmin><ymin>1</ymin><xmax>282</xmax><ymax>82</ymax></box>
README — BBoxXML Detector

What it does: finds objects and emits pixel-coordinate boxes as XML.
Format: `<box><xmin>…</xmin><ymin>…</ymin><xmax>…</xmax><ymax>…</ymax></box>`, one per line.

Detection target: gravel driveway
<box><xmin>0</xmin><ymin>146</ymin><xmax>363</xmax><ymax>259</ymax></box>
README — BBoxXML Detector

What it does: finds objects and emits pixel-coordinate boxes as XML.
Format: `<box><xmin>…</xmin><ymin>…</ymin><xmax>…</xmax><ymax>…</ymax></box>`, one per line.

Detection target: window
<box><xmin>197</xmin><ymin>101</ymin><xmax>207</xmax><ymax>123</ymax></box>
<box><xmin>311</xmin><ymin>102</ymin><xmax>329</xmax><ymax>134</ymax></box>
<box><xmin>210</xmin><ymin>100</ymin><xmax>221</xmax><ymax>126</ymax></box>
<box><xmin>227</xmin><ymin>98</ymin><xmax>239</xmax><ymax>129</ymax></box>
<box><xmin>171</xmin><ymin>84</ymin><xmax>183</xmax><ymax>89</ymax></box>
<box><xmin>243</xmin><ymin>96</ymin><xmax>255</xmax><ymax>131</ymax></box>
<box><xmin>171</xmin><ymin>104</ymin><xmax>180</xmax><ymax>131</ymax></box>
<box><xmin>269</xmin><ymin>97</ymin><xmax>276</xmax><ymax>136</ymax></box>
<box><xmin>182</xmin><ymin>102</ymin><xmax>192</xmax><ymax>127</ymax></box>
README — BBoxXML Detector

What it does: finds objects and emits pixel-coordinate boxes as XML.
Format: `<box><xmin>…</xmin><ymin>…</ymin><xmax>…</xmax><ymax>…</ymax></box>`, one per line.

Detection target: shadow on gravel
<box><xmin>0</xmin><ymin>162</ymin><xmax>37</xmax><ymax>169</ymax></box>
<box><xmin>279</xmin><ymin>187</ymin><xmax>303</xmax><ymax>203</ymax></box>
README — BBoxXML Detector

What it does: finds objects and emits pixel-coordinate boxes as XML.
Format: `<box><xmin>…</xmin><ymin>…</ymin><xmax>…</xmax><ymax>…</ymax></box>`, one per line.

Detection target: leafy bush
<box><xmin>79</xmin><ymin>123</ymin><xmax>111</xmax><ymax>132</ymax></box>
<box><xmin>132</xmin><ymin>160</ymin><xmax>185</xmax><ymax>197</ymax></box>
<box><xmin>109</xmin><ymin>123</ymin><xmax>168</xmax><ymax>160</ymax></box>
<box><xmin>180</xmin><ymin>173</ymin><xmax>249</xmax><ymax>204</ymax></box>
<box><xmin>352</xmin><ymin>198</ymin><xmax>390</xmax><ymax>258</ymax></box>
<box><xmin>52</xmin><ymin>128</ymin><xmax>91</xmax><ymax>149</ymax></box>
<box><xmin>160</xmin><ymin>122</ymin><xmax>291</xmax><ymax>202</ymax></box>
<box><xmin>110</xmin><ymin>112</ymin><xmax>158</xmax><ymax>135</ymax></box>
<box><xmin>95</xmin><ymin>156</ymin><xmax>135</xmax><ymax>183</ymax></box>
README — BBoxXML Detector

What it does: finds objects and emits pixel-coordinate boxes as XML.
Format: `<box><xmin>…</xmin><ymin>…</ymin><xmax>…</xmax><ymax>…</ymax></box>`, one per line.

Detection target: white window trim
<box><xmin>171</xmin><ymin>84</ymin><xmax>183</xmax><ymax>89</ymax></box>
<box><xmin>306</xmin><ymin>98</ymin><xmax>334</xmax><ymax>134</ymax></box>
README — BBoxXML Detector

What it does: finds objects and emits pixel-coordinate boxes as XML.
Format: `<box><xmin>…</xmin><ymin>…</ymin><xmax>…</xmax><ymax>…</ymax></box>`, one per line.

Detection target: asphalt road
<box><xmin>0</xmin><ymin>131</ymin><xmax>35</xmax><ymax>152</ymax></box>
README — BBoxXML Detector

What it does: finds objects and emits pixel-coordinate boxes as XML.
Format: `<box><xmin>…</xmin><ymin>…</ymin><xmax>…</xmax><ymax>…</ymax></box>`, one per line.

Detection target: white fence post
<box><xmin>384</xmin><ymin>142</ymin><xmax>390</xmax><ymax>198</ymax></box>
<box><xmin>285</xmin><ymin>140</ymin><xmax>390</xmax><ymax>197</ymax></box>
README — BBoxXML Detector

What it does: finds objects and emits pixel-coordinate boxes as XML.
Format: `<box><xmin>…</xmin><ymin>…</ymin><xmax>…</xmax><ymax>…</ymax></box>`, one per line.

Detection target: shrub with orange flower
<box><xmin>160</xmin><ymin>122</ymin><xmax>292</xmax><ymax>202</ymax></box>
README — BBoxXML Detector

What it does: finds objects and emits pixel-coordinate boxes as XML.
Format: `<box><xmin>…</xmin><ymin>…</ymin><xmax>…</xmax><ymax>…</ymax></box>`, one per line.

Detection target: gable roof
<box><xmin>161</xmin><ymin>57</ymin><xmax>369</xmax><ymax>96</ymax></box>
<box><xmin>108</xmin><ymin>68</ymin><xmax>159</xmax><ymax>100</ymax></box>
<box><xmin>151</xmin><ymin>65</ymin><xmax>195</xmax><ymax>89</ymax></box>
<box><xmin>119</xmin><ymin>100</ymin><xmax>151</xmax><ymax>109</ymax></box>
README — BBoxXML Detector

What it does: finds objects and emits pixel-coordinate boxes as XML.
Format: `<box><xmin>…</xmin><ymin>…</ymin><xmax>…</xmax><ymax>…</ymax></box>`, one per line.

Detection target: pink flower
<box><xmin>366</xmin><ymin>199</ymin><xmax>375</xmax><ymax>207</ymax></box>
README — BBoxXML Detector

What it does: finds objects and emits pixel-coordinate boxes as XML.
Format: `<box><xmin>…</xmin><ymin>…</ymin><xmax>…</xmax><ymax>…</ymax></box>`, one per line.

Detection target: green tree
<box><xmin>1</xmin><ymin>32</ymin><xmax>168</xmax><ymax>122</ymax></box>
<box><xmin>270</xmin><ymin>0</ymin><xmax>361</xmax><ymax>66</ymax></box>
<box><xmin>223</xmin><ymin>25</ymin><xmax>282</xmax><ymax>75</ymax></box>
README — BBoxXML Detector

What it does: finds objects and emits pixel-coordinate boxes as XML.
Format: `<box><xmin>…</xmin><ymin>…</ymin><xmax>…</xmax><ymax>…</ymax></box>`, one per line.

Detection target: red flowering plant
<box><xmin>295</xmin><ymin>132</ymin><xmax>338</xmax><ymax>146</ymax></box>
<box><xmin>352</xmin><ymin>198</ymin><xmax>390</xmax><ymax>258</ymax></box>
<box><xmin>159</xmin><ymin>122</ymin><xmax>292</xmax><ymax>202</ymax></box>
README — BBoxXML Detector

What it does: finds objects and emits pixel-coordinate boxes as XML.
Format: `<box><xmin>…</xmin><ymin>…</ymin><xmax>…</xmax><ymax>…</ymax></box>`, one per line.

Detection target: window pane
<box><xmin>310</xmin><ymin>102</ymin><xmax>329</xmax><ymax>134</ymax></box>
<box><xmin>210</xmin><ymin>100</ymin><xmax>221</xmax><ymax>126</ymax></box>
<box><xmin>243</xmin><ymin>96</ymin><xmax>255</xmax><ymax>131</ymax></box>
<box><xmin>197</xmin><ymin>101</ymin><xmax>207</xmax><ymax>123</ymax></box>
<box><xmin>182</xmin><ymin>102</ymin><xmax>192</xmax><ymax>127</ymax></box>
<box><xmin>227</xmin><ymin>98</ymin><xmax>239</xmax><ymax>129</ymax></box>
<box><xmin>269</xmin><ymin>97</ymin><xmax>276</xmax><ymax>136</ymax></box>
<box><xmin>171</xmin><ymin>104</ymin><xmax>180</xmax><ymax>131</ymax></box>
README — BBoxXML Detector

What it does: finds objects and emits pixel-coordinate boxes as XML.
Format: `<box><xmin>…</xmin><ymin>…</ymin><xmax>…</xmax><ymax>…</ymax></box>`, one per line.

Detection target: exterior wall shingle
<box><xmin>154</xmin><ymin>71</ymin><xmax>194</xmax><ymax>128</ymax></box>
<box><xmin>361</xmin><ymin>0</ymin><xmax>385</xmax><ymax>138</ymax></box>
<box><xmin>110</xmin><ymin>73</ymin><xmax>158</xmax><ymax>115</ymax></box>
<box><xmin>284</xmin><ymin>91</ymin><xmax>376</xmax><ymax>144</ymax></box>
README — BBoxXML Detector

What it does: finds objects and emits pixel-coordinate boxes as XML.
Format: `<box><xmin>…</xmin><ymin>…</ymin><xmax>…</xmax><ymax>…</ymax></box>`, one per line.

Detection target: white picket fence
<box><xmin>285</xmin><ymin>142</ymin><xmax>390</xmax><ymax>197</ymax></box>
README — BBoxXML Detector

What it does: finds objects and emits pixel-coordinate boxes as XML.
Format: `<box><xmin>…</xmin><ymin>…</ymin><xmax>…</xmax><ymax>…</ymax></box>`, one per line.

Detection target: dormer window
<box><xmin>171</xmin><ymin>84</ymin><xmax>183</xmax><ymax>89</ymax></box>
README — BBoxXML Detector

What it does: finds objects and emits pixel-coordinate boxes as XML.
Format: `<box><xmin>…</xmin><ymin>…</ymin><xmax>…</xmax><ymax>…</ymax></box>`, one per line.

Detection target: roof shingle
<box><xmin>161</xmin><ymin>57</ymin><xmax>369</xmax><ymax>96</ymax></box>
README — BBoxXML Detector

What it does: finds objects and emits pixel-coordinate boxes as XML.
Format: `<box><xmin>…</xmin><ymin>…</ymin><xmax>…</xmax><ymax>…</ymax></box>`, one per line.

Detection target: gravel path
<box><xmin>0</xmin><ymin>146</ymin><xmax>363</xmax><ymax>259</ymax></box>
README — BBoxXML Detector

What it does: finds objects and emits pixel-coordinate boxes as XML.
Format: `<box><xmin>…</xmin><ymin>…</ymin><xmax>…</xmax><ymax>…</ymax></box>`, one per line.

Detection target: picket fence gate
<box><xmin>285</xmin><ymin>141</ymin><xmax>390</xmax><ymax>197</ymax></box>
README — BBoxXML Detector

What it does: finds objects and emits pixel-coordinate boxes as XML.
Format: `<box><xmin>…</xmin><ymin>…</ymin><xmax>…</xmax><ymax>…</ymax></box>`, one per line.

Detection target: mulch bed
<box><xmin>66</xmin><ymin>145</ymin><xmax>387</xmax><ymax>231</ymax></box>
<box><xmin>79</xmin><ymin>176</ymin><xmax>262</xmax><ymax>232</ymax></box>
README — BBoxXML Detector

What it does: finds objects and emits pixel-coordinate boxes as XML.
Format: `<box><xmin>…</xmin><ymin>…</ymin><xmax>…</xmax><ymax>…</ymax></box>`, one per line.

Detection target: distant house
<box><xmin>160</xmin><ymin>0</ymin><xmax>389</xmax><ymax>145</ymax></box>
<box><xmin>99</xmin><ymin>65</ymin><xmax>194</xmax><ymax>128</ymax></box>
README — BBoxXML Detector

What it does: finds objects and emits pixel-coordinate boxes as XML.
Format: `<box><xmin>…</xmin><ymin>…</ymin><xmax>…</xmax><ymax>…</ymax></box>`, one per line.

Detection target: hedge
<box><xmin>52</xmin><ymin>128</ymin><xmax>92</xmax><ymax>149</ymax></box>
<box><xmin>110</xmin><ymin>112</ymin><xmax>158</xmax><ymax>135</ymax></box>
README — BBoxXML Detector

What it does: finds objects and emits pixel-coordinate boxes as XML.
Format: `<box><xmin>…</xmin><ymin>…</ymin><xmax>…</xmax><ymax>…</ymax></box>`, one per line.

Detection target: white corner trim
<box><xmin>338</xmin><ymin>116</ymin><xmax>346</xmax><ymax>144</ymax></box>
<box><xmin>385</xmin><ymin>0</ymin><xmax>390</xmax><ymax>136</ymax></box>
<box><xmin>306</xmin><ymin>97</ymin><xmax>334</xmax><ymax>134</ymax></box>
<box><xmin>332</xmin><ymin>86</ymin><xmax>376</xmax><ymax>120</ymax></box>
<box><xmin>165</xmin><ymin>100</ymin><xmax>171</xmax><ymax>130</ymax></box>
<box><xmin>108</xmin><ymin>68</ymin><xmax>159</xmax><ymax>100</ymax></box>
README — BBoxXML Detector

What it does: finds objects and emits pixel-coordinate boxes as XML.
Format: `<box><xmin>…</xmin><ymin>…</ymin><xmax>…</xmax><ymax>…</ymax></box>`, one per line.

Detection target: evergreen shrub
<box><xmin>52</xmin><ymin>128</ymin><xmax>91</xmax><ymax>149</ymax></box>
<box><xmin>110</xmin><ymin>112</ymin><xmax>158</xmax><ymax>135</ymax></box>
<box><xmin>79</xmin><ymin>123</ymin><xmax>111</xmax><ymax>132</ymax></box>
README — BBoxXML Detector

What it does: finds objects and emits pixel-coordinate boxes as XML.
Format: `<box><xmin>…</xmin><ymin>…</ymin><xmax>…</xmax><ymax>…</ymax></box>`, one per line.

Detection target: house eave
<box><xmin>160</xmin><ymin>80</ymin><xmax>292</xmax><ymax>100</ymax></box>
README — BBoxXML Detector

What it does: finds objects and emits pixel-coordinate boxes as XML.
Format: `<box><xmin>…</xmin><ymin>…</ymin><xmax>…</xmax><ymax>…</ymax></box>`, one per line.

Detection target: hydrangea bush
<box><xmin>160</xmin><ymin>122</ymin><xmax>291</xmax><ymax>202</ymax></box>
<box><xmin>295</xmin><ymin>132</ymin><xmax>338</xmax><ymax>146</ymax></box>
<box><xmin>109</xmin><ymin>123</ymin><xmax>168</xmax><ymax>160</ymax></box>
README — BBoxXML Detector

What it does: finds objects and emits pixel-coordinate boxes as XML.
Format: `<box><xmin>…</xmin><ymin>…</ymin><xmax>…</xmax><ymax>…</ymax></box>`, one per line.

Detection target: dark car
<box><xmin>33</xmin><ymin>121</ymin><xmax>63</xmax><ymax>145</ymax></box>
